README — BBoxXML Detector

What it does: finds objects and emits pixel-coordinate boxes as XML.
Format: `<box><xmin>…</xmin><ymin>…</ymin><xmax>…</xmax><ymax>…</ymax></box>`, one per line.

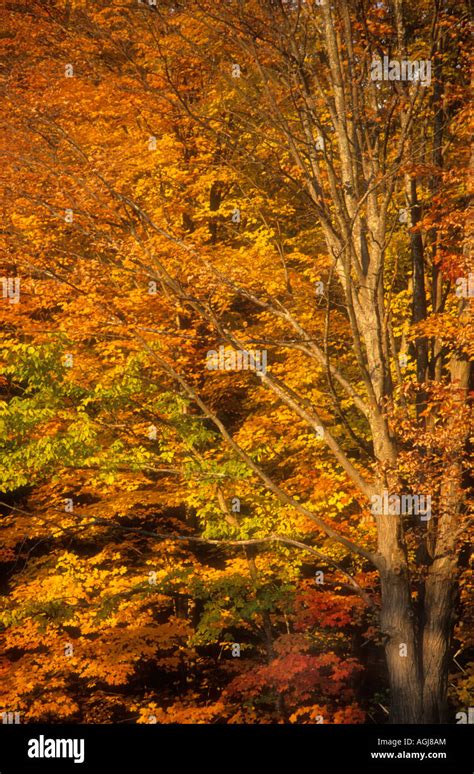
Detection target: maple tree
<box><xmin>0</xmin><ymin>0</ymin><xmax>472</xmax><ymax>725</ymax></box>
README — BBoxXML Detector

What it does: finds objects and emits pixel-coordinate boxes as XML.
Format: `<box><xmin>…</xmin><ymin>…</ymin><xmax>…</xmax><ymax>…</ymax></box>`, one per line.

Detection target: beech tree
<box><xmin>0</xmin><ymin>0</ymin><xmax>471</xmax><ymax>724</ymax></box>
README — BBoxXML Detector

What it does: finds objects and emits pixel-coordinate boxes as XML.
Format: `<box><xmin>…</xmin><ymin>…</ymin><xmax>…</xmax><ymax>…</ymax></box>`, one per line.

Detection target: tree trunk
<box><xmin>421</xmin><ymin>559</ymin><xmax>458</xmax><ymax>723</ymax></box>
<box><xmin>381</xmin><ymin>571</ymin><xmax>423</xmax><ymax>723</ymax></box>
<box><xmin>421</xmin><ymin>356</ymin><xmax>471</xmax><ymax>722</ymax></box>
<box><xmin>377</xmin><ymin>509</ymin><xmax>423</xmax><ymax>723</ymax></box>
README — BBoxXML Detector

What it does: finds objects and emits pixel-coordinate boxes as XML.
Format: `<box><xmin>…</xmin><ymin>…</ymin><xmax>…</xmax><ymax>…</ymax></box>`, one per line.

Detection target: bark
<box><xmin>407</xmin><ymin>178</ymin><xmax>429</xmax><ymax>393</ymax></box>
<box><xmin>380</xmin><ymin>569</ymin><xmax>423</xmax><ymax>723</ymax></box>
<box><xmin>421</xmin><ymin>557</ymin><xmax>458</xmax><ymax>723</ymax></box>
<box><xmin>421</xmin><ymin>357</ymin><xmax>471</xmax><ymax>722</ymax></box>
<box><xmin>376</xmin><ymin>504</ymin><xmax>422</xmax><ymax>722</ymax></box>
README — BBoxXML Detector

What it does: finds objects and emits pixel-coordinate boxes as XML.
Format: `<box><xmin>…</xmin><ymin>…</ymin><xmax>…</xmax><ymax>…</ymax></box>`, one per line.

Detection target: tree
<box><xmin>0</xmin><ymin>0</ymin><xmax>471</xmax><ymax>724</ymax></box>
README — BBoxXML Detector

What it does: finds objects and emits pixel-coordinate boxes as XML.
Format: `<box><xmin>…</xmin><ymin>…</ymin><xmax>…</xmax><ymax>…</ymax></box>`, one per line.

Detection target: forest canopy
<box><xmin>0</xmin><ymin>0</ymin><xmax>472</xmax><ymax>725</ymax></box>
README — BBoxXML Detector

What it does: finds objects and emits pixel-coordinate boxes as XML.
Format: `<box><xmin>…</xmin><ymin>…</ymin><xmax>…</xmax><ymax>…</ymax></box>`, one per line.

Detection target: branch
<box><xmin>127</xmin><ymin>328</ymin><xmax>380</xmax><ymax>568</ymax></box>
<box><xmin>0</xmin><ymin>502</ymin><xmax>375</xmax><ymax>609</ymax></box>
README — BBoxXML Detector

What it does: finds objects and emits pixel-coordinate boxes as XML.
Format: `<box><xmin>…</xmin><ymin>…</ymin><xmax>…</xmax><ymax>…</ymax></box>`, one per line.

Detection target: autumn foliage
<box><xmin>0</xmin><ymin>0</ymin><xmax>472</xmax><ymax>724</ymax></box>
